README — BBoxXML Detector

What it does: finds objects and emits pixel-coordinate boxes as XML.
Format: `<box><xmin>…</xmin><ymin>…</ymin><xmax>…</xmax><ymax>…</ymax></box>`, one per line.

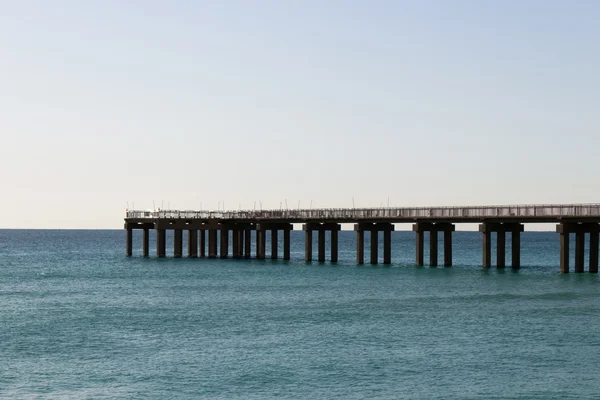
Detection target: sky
<box><xmin>1</xmin><ymin>0</ymin><xmax>599</xmax><ymax>229</ymax></box>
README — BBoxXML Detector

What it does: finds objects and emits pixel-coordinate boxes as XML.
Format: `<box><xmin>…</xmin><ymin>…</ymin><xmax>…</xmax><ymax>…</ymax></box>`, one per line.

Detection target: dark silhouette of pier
<box><xmin>125</xmin><ymin>204</ymin><xmax>600</xmax><ymax>273</ymax></box>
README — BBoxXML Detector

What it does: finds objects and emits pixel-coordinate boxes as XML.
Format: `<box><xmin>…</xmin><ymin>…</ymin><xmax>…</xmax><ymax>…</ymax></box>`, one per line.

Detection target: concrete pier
<box><xmin>126</xmin><ymin>227</ymin><xmax>132</xmax><ymax>257</ymax></box>
<box><xmin>244</xmin><ymin>229</ymin><xmax>252</xmax><ymax>259</ymax></box>
<box><xmin>557</xmin><ymin>223</ymin><xmax>600</xmax><ymax>273</ymax></box>
<box><xmin>356</xmin><ymin>229</ymin><xmax>365</xmax><ymax>264</ymax></box>
<box><xmin>430</xmin><ymin>230</ymin><xmax>438</xmax><ymax>267</ymax></box>
<box><xmin>208</xmin><ymin>230</ymin><xmax>217</xmax><ymax>258</ymax></box>
<box><xmin>199</xmin><ymin>230</ymin><xmax>206</xmax><ymax>258</ymax></box>
<box><xmin>256</xmin><ymin>229</ymin><xmax>266</xmax><ymax>259</ymax></box>
<box><xmin>413</xmin><ymin>223</ymin><xmax>454</xmax><ymax>267</ymax></box>
<box><xmin>331</xmin><ymin>229</ymin><xmax>339</xmax><ymax>262</ymax></box>
<box><xmin>415</xmin><ymin>230</ymin><xmax>424</xmax><ymax>266</ymax></box>
<box><xmin>271</xmin><ymin>229</ymin><xmax>278</xmax><ymax>260</ymax></box>
<box><xmin>174</xmin><ymin>229</ymin><xmax>182</xmax><ymax>258</ymax></box>
<box><xmin>590</xmin><ymin>231</ymin><xmax>599</xmax><ymax>273</ymax></box>
<box><xmin>219</xmin><ymin>229</ymin><xmax>228</xmax><ymax>259</ymax></box>
<box><xmin>188</xmin><ymin>230</ymin><xmax>197</xmax><ymax>258</ymax></box>
<box><xmin>355</xmin><ymin>223</ymin><xmax>394</xmax><ymax>264</ymax></box>
<box><xmin>125</xmin><ymin>203</ymin><xmax>600</xmax><ymax>273</ymax></box>
<box><xmin>444</xmin><ymin>230</ymin><xmax>452</xmax><ymax>267</ymax></box>
<box><xmin>575</xmin><ymin>231</ymin><xmax>585</xmax><ymax>273</ymax></box>
<box><xmin>370</xmin><ymin>230</ymin><xmax>378</xmax><ymax>264</ymax></box>
<box><xmin>284</xmin><ymin>229</ymin><xmax>291</xmax><ymax>261</ymax></box>
<box><xmin>304</xmin><ymin>227</ymin><xmax>313</xmax><ymax>262</ymax></box>
<box><xmin>143</xmin><ymin>228</ymin><xmax>149</xmax><ymax>257</ymax></box>
<box><xmin>303</xmin><ymin>223</ymin><xmax>340</xmax><ymax>262</ymax></box>
<box><xmin>157</xmin><ymin>229</ymin><xmax>166</xmax><ymax>258</ymax></box>
<box><xmin>479</xmin><ymin>223</ymin><xmax>524</xmax><ymax>268</ymax></box>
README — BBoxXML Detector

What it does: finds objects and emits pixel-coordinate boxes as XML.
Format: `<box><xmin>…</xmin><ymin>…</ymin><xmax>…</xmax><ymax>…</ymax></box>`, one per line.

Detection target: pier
<box><xmin>125</xmin><ymin>203</ymin><xmax>600</xmax><ymax>273</ymax></box>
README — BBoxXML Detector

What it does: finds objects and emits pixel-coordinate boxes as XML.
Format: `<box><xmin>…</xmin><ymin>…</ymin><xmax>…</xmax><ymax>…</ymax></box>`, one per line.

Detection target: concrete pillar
<box><xmin>356</xmin><ymin>229</ymin><xmax>364</xmax><ymax>265</ymax></box>
<box><xmin>590</xmin><ymin>231</ymin><xmax>599</xmax><ymax>273</ymax></box>
<box><xmin>244</xmin><ymin>229</ymin><xmax>252</xmax><ymax>259</ymax></box>
<box><xmin>188</xmin><ymin>230</ymin><xmax>197</xmax><ymax>257</ymax></box>
<box><xmin>284</xmin><ymin>229</ymin><xmax>291</xmax><ymax>261</ymax></box>
<box><xmin>416</xmin><ymin>230</ymin><xmax>424</xmax><ymax>266</ymax></box>
<box><xmin>318</xmin><ymin>229</ymin><xmax>326</xmax><ymax>262</ymax></box>
<box><xmin>199</xmin><ymin>230</ymin><xmax>206</xmax><ymax>258</ymax></box>
<box><xmin>511</xmin><ymin>230</ymin><xmax>520</xmax><ymax>269</ymax></box>
<box><xmin>560</xmin><ymin>232</ymin><xmax>569</xmax><ymax>273</ymax></box>
<box><xmin>231</xmin><ymin>230</ymin><xmax>237</xmax><ymax>258</ymax></box>
<box><xmin>156</xmin><ymin>229</ymin><xmax>166</xmax><ymax>257</ymax></box>
<box><xmin>305</xmin><ymin>229</ymin><xmax>313</xmax><ymax>262</ymax></box>
<box><xmin>383</xmin><ymin>229</ymin><xmax>391</xmax><ymax>265</ymax></box>
<box><xmin>482</xmin><ymin>231</ymin><xmax>491</xmax><ymax>268</ymax></box>
<box><xmin>444</xmin><ymin>230</ymin><xmax>452</xmax><ymax>267</ymax></box>
<box><xmin>220</xmin><ymin>229</ymin><xmax>229</xmax><ymax>259</ymax></box>
<box><xmin>208</xmin><ymin>230</ymin><xmax>217</xmax><ymax>258</ymax></box>
<box><xmin>174</xmin><ymin>229</ymin><xmax>183</xmax><ymax>258</ymax></box>
<box><xmin>271</xmin><ymin>229</ymin><xmax>278</xmax><ymax>260</ymax></box>
<box><xmin>430</xmin><ymin>230</ymin><xmax>438</xmax><ymax>267</ymax></box>
<box><xmin>143</xmin><ymin>228</ymin><xmax>149</xmax><ymax>257</ymax></box>
<box><xmin>575</xmin><ymin>231</ymin><xmax>585</xmax><ymax>273</ymax></box>
<box><xmin>257</xmin><ymin>229</ymin><xmax>266</xmax><ymax>259</ymax></box>
<box><xmin>331</xmin><ymin>228</ymin><xmax>339</xmax><ymax>263</ymax></box>
<box><xmin>237</xmin><ymin>230</ymin><xmax>244</xmax><ymax>258</ymax></box>
<box><xmin>370</xmin><ymin>230</ymin><xmax>378</xmax><ymax>264</ymax></box>
<box><xmin>126</xmin><ymin>227</ymin><xmax>133</xmax><ymax>257</ymax></box>
<box><xmin>497</xmin><ymin>230</ymin><xmax>506</xmax><ymax>268</ymax></box>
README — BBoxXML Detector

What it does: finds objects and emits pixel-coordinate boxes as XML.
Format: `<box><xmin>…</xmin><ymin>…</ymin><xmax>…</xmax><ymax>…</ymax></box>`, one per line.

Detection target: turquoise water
<box><xmin>1</xmin><ymin>230</ymin><xmax>599</xmax><ymax>399</ymax></box>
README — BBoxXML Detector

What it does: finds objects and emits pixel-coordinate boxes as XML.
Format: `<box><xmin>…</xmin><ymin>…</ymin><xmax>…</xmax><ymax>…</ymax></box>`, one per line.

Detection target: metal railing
<box><xmin>125</xmin><ymin>203</ymin><xmax>600</xmax><ymax>221</ymax></box>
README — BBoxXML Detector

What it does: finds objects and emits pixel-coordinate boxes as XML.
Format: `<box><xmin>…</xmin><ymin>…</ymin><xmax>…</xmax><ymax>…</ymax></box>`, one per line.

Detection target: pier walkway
<box><xmin>125</xmin><ymin>203</ymin><xmax>600</xmax><ymax>273</ymax></box>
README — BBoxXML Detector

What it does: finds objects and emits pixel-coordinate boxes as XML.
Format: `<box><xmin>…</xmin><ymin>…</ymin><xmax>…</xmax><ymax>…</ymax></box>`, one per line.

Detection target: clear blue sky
<box><xmin>1</xmin><ymin>1</ymin><xmax>599</xmax><ymax>228</ymax></box>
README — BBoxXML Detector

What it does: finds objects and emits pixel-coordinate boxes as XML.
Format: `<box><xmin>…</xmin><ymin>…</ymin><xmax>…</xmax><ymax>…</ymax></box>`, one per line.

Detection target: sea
<box><xmin>1</xmin><ymin>229</ymin><xmax>599</xmax><ymax>399</ymax></box>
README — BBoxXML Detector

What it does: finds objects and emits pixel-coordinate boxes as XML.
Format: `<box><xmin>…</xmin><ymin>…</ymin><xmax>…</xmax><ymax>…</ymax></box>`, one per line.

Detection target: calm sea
<box><xmin>1</xmin><ymin>229</ymin><xmax>599</xmax><ymax>399</ymax></box>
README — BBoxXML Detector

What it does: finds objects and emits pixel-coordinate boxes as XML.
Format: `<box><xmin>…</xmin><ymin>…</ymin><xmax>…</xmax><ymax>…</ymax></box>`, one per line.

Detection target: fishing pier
<box><xmin>125</xmin><ymin>204</ymin><xmax>600</xmax><ymax>273</ymax></box>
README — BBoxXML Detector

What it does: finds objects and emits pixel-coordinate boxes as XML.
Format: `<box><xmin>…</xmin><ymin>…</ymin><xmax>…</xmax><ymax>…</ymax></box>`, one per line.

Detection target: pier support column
<box><xmin>575</xmin><ymin>231</ymin><xmax>585</xmax><ymax>273</ymax></box>
<box><xmin>356</xmin><ymin>228</ymin><xmax>364</xmax><ymax>265</ymax></box>
<box><xmin>231</xmin><ymin>230</ymin><xmax>238</xmax><ymax>258</ymax></box>
<box><xmin>318</xmin><ymin>229</ymin><xmax>326</xmax><ymax>262</ymax></box>
<box><xmin>284</xmin><ymin>229</ymin><xmax>291</xmax><ymax>261</ymax></box>
<box><xmin>271</xmin><ymin>229</ymin><xmax>278</xmax><ymax>260</ymax></box>
<box><xmin>482</xmin><ymin>231</ymin><xmax>491</xmax><ymax>268</ymax></box>
<box><xmin>220</xmin><ymin>229</ymin><xmax>229</xmax><ymax>259</ymax></box>
<box><xmin>126</xmin><ymin>227</ymin><xmax>133</xmax><ymax>257</ymax></box>
<box><xmin>156</xmin><ymin>229</ymin><xmax>166</xmax><ymax>257</ymax></box>
<box><xmin>416</xmin><ymin>230</ymin><xmax>424</xmax><ymax>266</ymax></box>
<box><xmin>331</xmin><ymin>229</ymin><xmax>339</xmax><ymax>263</ymax></box>
<box><xmin>497</xmin><ymin>230</ymin><xmax>506</xmax><ymax>268</ymax></box>
<box><xmin>237</xmin><ymin>230</ymin><xmax>244</xmax><ymax>258</ymax></box>
<box><xmin>560</xmin><ymin>231</ymin><xmax>569</xmax><ymax>273</ymax></box>
<box><xmin>414</xmin><ymin>223</ymin><xmax>453</xmax><ymax>267</ymax></box>
<box><xmin>143</xmin><ymin>228</ymin><xmax>149</xmax><ymax>257</ymax></box>
<box><xmin>244</xmin><ymin>229</ymin><xmax>252</xmax><ymax>259</ymax></box>
<box><xmin>590</xmin><ymin>231</ymin><xmax>599</xmax><ymax>273</ymax></box>
<box><xmin>174</xmin><ymin>229</ymin><xmax>183</xmax><ymax>258</ymax></box>
<box><xmin>188</xmin><ymin>230</ymin><xmax>197</xmax><ymax>258</ymax></box>
<box><xmin>304</xmin><ymin>228</ymin><xmax>313</xmax><ymax>261</ymax></box>
<box><xmin>444</xmin><ymin>230</ymin><xmax>452</xmax><ymax>267</ymax></box>
<box><xmin>511</xmin><ymin>230</ymin><xmax>520</xmax><ymax>269</ymax></box>
<box><xmin>257</xmin><ymin>229</ymin><xmax>266</xmax><ymax>259</ymax></box>
<box><xmin>430</xmin><ymin>230</ymin><xmax>438</xmax><ymax>267</ymax></box>
<box><xmin>383</xmin><ymin>228</ymin><xmax>391</xmax><ymax>265</ymax></box>
<box><xmin>199</xmin><ymin>230</ymin><xmax>206</xmax><ymax>258</ymax></box>
<box><xmin>557</xmin><ymin>223</ymin><xmax>600</xmax><ymax>273</ymax></box>
<box><xmin>208</xmin><ymin>230</ymin><xmax>217</xmax><ymax>258</ymax></box>
<box><xmin>370</xmin><ymin>229</ymin><xmax>378</xmax><ymax>264</ymax></box>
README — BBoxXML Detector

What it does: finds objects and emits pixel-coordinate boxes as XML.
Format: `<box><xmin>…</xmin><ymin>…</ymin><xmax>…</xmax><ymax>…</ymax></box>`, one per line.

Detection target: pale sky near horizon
<box><xmin>1</xmin><ymin>1</ymin><xmax>599</xmax><ymax>229</ymax></box>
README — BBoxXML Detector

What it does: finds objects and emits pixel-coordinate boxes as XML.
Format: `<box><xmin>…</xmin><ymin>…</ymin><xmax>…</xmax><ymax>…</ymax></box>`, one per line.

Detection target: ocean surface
<box><xmin>1</xmin><ymin>229</ymin><xmax>599</xmax><ymax>399</ymax></box>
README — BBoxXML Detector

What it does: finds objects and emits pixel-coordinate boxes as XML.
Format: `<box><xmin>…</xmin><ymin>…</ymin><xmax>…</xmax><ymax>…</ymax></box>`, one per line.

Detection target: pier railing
<box><xmin>125</xmin><ymin>203</ymin><xmax>600</xmax><ymax>221</ymax></box>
